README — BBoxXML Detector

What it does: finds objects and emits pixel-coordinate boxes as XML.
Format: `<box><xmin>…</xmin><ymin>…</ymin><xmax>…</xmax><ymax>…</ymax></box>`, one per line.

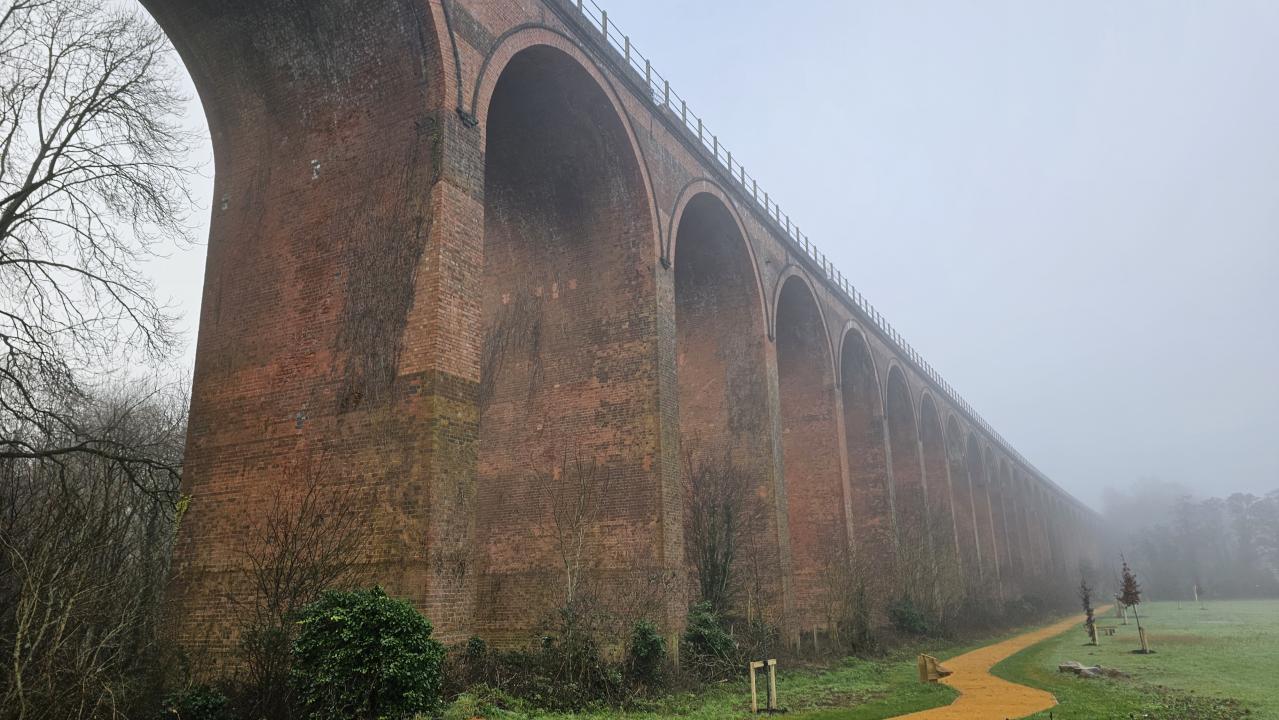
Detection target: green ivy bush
<box><xmin>888</xmin><ymin>596</ymin><xmax>931</xmax><ymax>637</ymax></box>
<box><xmin>681</xmin><ymin>602</ymin><xmax>737</xmax><ymax>680</ymax></box>
<box><xmin>161</xmin><ymin>685</ymin><xmax>232</xmax><ymax>720</ymax></box>
<box><xmin>625</xmin><ymin>620</ymin><xmax>667</xmax><ymax>687</ymax></box>
<box><xmin>290</xmin><ymin>587</ymin><xmax>445</xmax><ymax>720</ymax></box>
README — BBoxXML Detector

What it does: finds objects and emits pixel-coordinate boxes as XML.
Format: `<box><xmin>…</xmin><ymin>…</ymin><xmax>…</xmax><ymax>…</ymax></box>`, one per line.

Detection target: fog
<box><xmin>146</xmin><ymin>0</ymin><xmax>1279</xmax><ymax>509</ymax></box>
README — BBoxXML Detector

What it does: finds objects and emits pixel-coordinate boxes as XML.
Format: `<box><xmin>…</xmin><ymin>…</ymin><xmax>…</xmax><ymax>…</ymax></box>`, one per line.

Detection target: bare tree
<box><xmin>0</xmin><ymin>0</ymin><xmax>195</xmax><ymax>479</ymax></box>
<box><xmin>532</xmin><ymin>447</ymin><xmax>611</xmax><ymax>613</ymax></box>
<box><xmin>0</xmin><ymin>380</ymin><xmax>187</xmax><ymax>720</ymax></box>
<box><xmin>682</xmin><ymin>441</ymin><xmax>764</xmax><ymax>616</ymax></box>
<box><xmin>229</xmin><ymin>452</ymin><xmax>365</xmax><ymax>719</ymax></box>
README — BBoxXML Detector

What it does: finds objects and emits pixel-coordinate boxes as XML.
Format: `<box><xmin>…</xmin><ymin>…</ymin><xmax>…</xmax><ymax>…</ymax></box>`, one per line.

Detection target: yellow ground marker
<box><xmin>891</xmin><ymin>615</ymin><xmax>1083</xmax><ymax>720</ymax></box>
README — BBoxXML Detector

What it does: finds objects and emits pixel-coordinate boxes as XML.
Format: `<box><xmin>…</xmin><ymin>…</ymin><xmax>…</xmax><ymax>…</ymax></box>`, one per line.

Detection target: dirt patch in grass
<box><xmin>1145</xmin><ymin>686</ymin><xmax>1250</xmax><ymax>720</ymax></box>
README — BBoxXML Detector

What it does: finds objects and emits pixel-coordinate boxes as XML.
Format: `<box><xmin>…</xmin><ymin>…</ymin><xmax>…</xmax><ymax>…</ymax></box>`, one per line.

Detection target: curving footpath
<box><xmin>890</xmin><ymin>615</ymin><xmax>1082</xmax><ymax>720</ymax></box>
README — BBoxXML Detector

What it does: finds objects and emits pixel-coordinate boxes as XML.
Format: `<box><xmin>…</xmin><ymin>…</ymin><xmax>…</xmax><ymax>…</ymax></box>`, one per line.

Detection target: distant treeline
<box><xmin>1104</xmin><ymin>480</ymin><xmax>1279</xmax><ymax>600</ymax></box>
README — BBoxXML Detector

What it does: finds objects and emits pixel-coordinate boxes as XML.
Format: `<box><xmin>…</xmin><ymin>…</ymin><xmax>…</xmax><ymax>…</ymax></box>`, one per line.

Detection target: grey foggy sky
<box><xmin>146</xmin><ymin>0</ymin><xmax>1279</xmax><ymax>508</ymax></box>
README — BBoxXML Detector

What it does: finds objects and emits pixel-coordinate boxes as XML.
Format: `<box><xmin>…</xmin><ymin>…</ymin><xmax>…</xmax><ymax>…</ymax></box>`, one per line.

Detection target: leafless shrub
<box><xmin>531</xmin><ymin>446</ymin><xmax>611</xmax><ymax>615</ymax></box>
<box><xmin>0</xmin><ymin>380</ymin><xmax>187</xmax><ymax>720</ymax></box>
<box><xmin>682</xmin><ymin>440</ymin><xmax>766</xmax><ymax>617</ymax></box>
<box><xmin>228</xmin><ymin>452</ymin><xmax>365</xmax><ymax>719</ymax></box>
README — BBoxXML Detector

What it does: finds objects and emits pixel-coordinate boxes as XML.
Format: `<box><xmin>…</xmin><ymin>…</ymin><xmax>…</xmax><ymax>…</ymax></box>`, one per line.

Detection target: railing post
<box><xmin>697</xmin><ymin>117</ymin><xmax>703</xmax><ymax>141</ymax></box>
<box><xmin>727</xmin><ymin>150</ymin><xmax>732</xmax><ymax>171</ymax></box>
<box><xmin>645</xmin><ymin>59</ymin><xmax>651</xmax><ymax>87</ymax></box>
<box><xmin>663</xmin><ymin>79</ymin><xmax>670</xmax><ymax>107</ymax></box>
<box><xmin>577</xmin><ymin>0</ymin><xmax>583</xmax><ymax>11</ymax></box>
<box><xmin>624</xmin><ymin>35</ymin><xmax>630</xmax><ymax>63</ymax></box>
<box><xmin>601</xmin><ymin>9</ymin><xmax>608</xmax><ymax>38</ymax></box>
<box><xmin>681</xmin><ymin>99</ymin><xmax>687</xmax><ymax>125</ymax></box>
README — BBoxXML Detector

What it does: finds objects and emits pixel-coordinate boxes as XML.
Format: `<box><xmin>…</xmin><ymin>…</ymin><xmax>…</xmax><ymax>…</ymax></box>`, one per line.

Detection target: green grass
<box><xmin>443</xmin><ymin>627</ymin><xmax>1048</xmax><ymax>720</ymax></box>
<box><xmin>993</xmin><ymin>599</ymin><xmax>1279</xmax><ymax>719</ymax></box>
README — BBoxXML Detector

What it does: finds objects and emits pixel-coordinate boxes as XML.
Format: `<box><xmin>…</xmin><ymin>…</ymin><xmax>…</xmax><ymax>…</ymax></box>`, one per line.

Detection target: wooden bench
<box><xmin>917</xmin><ymin>654</ymin><xmax>954</xmax><ymax>683</ymax></box>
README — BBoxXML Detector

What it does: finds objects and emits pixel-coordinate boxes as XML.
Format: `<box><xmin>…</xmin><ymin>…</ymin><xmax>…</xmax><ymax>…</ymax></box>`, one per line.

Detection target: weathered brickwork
<box><xmin>142</xmin><ymin>0</ymin><xmax>1104</xmax><ymax>663</ymax></box>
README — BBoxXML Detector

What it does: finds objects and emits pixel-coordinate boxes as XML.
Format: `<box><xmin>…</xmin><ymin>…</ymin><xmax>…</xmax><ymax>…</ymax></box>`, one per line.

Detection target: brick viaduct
<box><xmin>143</xmin><ymin>0</ymin><xmax>1102</xmax><ymax>656</ymax></box>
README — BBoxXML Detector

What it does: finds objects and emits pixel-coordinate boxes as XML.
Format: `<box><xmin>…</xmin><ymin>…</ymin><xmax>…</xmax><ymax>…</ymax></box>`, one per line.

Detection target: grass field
<box><xmin>445</xmin><ymin>627</ymin><xmax>1033</xmax><ymax>720</ymax></box>
<box><xmin>993</xmin><ymin>599</ymin><xmax>1279</xmax><ymax>719</ymax></box>
<box><xmin>444</xmin><ymin>600</ymin><xmax>1279</xmax><ymax>719</ymax></box>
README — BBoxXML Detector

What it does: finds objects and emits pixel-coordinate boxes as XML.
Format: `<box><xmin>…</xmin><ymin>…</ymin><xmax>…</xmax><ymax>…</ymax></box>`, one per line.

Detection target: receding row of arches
<box><xmin>470</xmin><ymin>40</ymin><xmax>1070</xmax><ymax>636</ymax></box>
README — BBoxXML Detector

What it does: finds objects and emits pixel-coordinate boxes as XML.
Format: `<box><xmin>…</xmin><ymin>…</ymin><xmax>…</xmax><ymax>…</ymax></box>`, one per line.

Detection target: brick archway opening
<box><xmin>839</xmin><ymin>330</ymin><xmax>891</xmax><ymax>593</ymax></box>
<box><xmin>920</xmin><ymin>396</ymin><xmax>958</xmax><ymax>563</ymax></box>
<box><xmin>476</xmin><ymin>44</ymin><xmax>657</xmax><ymax>642</ymax></box>
<box><xmin>999</xmin><ymin>459</ymin><xmax>1023</xmax><ymax>583</ymax></box>
<box><xmin>775</xmin><ymin>277</ymin><xmax>843</xmax><ymax>632</ymax></box>
<box><xmin>886</xmin><ymin>367</ymin><xmax>929</xmax><ymax>596</ymax></box>
<box><xmin>967</xmin><ymin>436</ymin><xmax>1000</xmax><ymax>588</ymax></box>
<box><xmin>947</xmin><ymin>417</ymin><xmax>982</xmax><ymax>587</ymax></box>
<box><xmin>672</xmin><ymin>193</ymin><xmax>779</xmax><ymax>620</ymax></box>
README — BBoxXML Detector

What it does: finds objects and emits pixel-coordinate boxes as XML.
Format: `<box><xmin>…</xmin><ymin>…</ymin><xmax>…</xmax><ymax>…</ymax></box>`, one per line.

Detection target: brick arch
<box><xmin>771</xmin><ymin>266</ymin><xmax>835</xmax><ymax>362</ymax></box>
<box><xmin>471</xmin><ymin>28</ymin><xmax>662</xmax><ymax>262</ymax></box>
<box><xmin>946</xmin><ymin>416</ymin><xmax>983</xmax><ymax>583</ymax></box>
<box><xmin>919</xmin><ymin>393</ymin><xmax>960</xmax><ymax>564</ymax></box>
<box><xmin>997</xmin><ymin>457</ymin><xmax>1021</xmax><ymax>582</ymax></box>
<box><xmin>667</xmin><ymin>180</ymin><xmax>770</xmax><ymax>329</ymax></box>
<box><xmin>975</xmin><ymin>444</ymin><xmax>1002</xmax><ymax>586</ymax></box>
<box><xmin>966</xmin><ymin>433</ymin><xmax>996</xmax><ymax>586</ymax></box>
<box><xmin>838</xmin><ymin>323</ymin><xmax>892</xmax><ymax>596</ymax></box>
<box><xmin>775</xmin><ymin>275</ymin><xmax>844</xmax><ymax>630</ymax></box>
<box><xmin>671</xmin><ymin>188</ymin><xmax>781</xmax><ymax>617</ymax></box>
<box><xmin>1013</xmin><ymin>469</ymin><xmax>1040</xmax><ymax>579</ymax></box>
<box><xmin>474</xmin><ymin>41</ymin><xmax>665</xmax><ymax>642</ymax></box>
<box><xmin>885</xmin><ymin>364</ymin><xmax>930</xmax><ymax>593</ymax></box>
<box><xmin>983</xmin><ymin>446</ymin><xmax>1010</xmax><ymax>585</ymax></box>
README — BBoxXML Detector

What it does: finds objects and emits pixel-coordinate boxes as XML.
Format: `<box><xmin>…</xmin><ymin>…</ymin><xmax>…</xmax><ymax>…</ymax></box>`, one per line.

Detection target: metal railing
<box><xmin>563</xmin><ymin>0</ymin><xmax>1083</xmax><ymax>509</ymax></box>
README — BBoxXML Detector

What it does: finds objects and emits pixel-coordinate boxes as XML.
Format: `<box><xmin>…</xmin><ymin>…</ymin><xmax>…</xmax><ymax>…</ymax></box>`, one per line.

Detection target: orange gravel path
<box><xmin>890</xmin><ymin>615</ymin><xmax>1082</xmax><ymax>720</ymax></box>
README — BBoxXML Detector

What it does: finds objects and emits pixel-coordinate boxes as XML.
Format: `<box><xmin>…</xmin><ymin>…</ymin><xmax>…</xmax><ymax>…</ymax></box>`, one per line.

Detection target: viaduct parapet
<box><xmin>142</xmin><ymin>0</ymin><xmax>1103</xmax><ymax>656</ymax></box>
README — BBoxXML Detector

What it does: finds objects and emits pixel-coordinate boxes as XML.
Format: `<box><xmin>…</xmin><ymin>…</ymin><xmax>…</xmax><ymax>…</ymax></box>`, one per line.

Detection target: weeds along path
<box><xmin>890</xmin><ymin>615</ymin><xmax>1082</xmax><ymax>720</ymax></box>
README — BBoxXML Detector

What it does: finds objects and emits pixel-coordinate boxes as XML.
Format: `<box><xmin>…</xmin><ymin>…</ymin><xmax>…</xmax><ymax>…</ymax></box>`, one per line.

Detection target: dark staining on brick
<box><xmin>445</xmin><ymin>0</ymin><xmax>496</xmax><ymax>57</ymax></box>
<box><xmin>334</xmin><ymin>118</ymin><xmax>438</xmax><ymax>413</ymax></box>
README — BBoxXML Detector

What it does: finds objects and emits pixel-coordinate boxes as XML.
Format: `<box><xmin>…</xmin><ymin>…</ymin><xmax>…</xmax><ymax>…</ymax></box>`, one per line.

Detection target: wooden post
<box><xmin>749</xmin><ymin>661</ymin><xmax>764</xmax><ymax>713</ymax></box>
<box><xmin>1088</xmin><ymin>623</ymin><xmax>1099</xmax><ymax>646</ymax></box>
<box><xmin>767</xmin><ymin>659</ymin><xmax>778</xmax><ymax>710</ymax></box>
<box><xmin>1139</xmin><ymin>627</ymin><xmax>1151</xmax><ymax>653</ymax></box>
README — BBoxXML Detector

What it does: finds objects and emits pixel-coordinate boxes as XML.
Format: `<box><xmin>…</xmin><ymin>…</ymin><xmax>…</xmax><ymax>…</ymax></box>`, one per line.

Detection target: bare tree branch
<box><xmin>0</xmin><ymin>0</ymin><xmax>196</xmax><ymax>485</ymax></box>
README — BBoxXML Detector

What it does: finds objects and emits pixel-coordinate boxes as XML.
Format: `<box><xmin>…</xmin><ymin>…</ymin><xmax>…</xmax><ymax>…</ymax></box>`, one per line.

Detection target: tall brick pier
<box><xmin>142</xmin><ymin>0</ymin><xmax>1102</xmax><ymax>658</ymax></box>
